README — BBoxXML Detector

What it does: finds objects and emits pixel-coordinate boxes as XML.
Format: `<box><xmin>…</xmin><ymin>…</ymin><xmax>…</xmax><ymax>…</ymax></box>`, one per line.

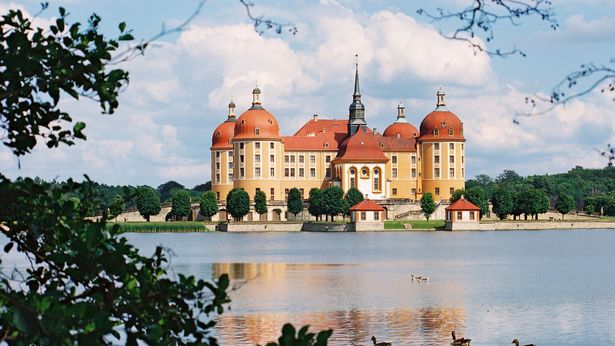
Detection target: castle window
<box><xmin>450</xmin><ymin>187</ymin><xmax>454</xmax><ymax>195</ymax></box>
<box><xmin>216</xmin><ymin>162</ymin><xmax>220</xmax><ymax>170</ymax></box>
<box><xmin>255</xmin><ymin>142</ymin><xmax>260</xmax><ymax>149</ymax></box>
<box><xmin>449</xmin><ymin>143</ymin><xmax>454</xmax><ymax>150</ymax></box>
<box><xmin>270</xmin><ymin>168</ymin><xmax>275</xmax><ymax>177</ymax></box>
<box><xmin>373</xmin><ymin>169</ymin><xmax>381</xmax><ymax>192</ymax></box>
<box><xmin>240</xmin><ymin>155</ymin><xmax>245</xmax><ymax>163</ymax></box>
<box><xmin>392</xmin><ymin>168</ymin><xmax>398</xmax><ymax>178</ymax></box>
<box><xmin>300</xmin><ymin>188</ymin><xmax>305</xmax><ymax>199</ymax></box>
<box><xmin>380</xmin><ymin>143</ymin><xmax>384</xmax><ymax>149</ymax></box>
<box><xmin>462</xmin><ymin>143</ymin><xmax>464</xmax><ymax>150</ymax></box>
<box><xmin>290</xmin><ymin>168</ymin><xmax>296</xmax><ymax>177</ymax></box>
<box><xmin>270</xmin><ymin>188</ymin><xmax>275</xmax><ymax>200</ymax></box>
<box><xmin>435</xmin><ymin>168</ymin><xmax>440</xmax><ymax>178</ymax></box>
<box><xmin>310</xmin><ymin>168</ymin><xmax>316</xmax><ymax>178</ymax></box>
<box><xmin>240</xmin><ymin>168</ymin><xmax>244</xmax><ymax>178</ymax></box>
<box><xmin>270</xmin><ymin>142</ymin><xmax>274</xmax><ymax>150</ymax></box>
<box><xmin>433</xmin><ymin>129</ymin><xmax>439</xmax><ymax>136</ymax></box>
<box><xmin>241</xmin><ymin>120</ymin><xmax>245</xmax><ymax>125</ymax></box>
<box><xmin>411</xmin><ymin>168</ymin><xmax>416</xmax><ymax>178</ymax></box>
<box><xmin>228</xmin><ymin>173</ymin><xmax>233</xmax><ymax>181</ymax></box>
<box><xmin>299</xmin><ymin>168</ymin><xmax>304</xmax><ymax>177</ymax></box>
<box><xmin>448</xmin><ymin>128</ymin><xmax>454</xmax><ymax>136</ymax></box>
<box><xmin>450</xmin><ymin>168</ymin><xmax>455</xmax><ymax>178</ymax></box>
<box><xmin>457</xmin><ymin>211</ymin><xmax>462</xmax><ymax>220</ymax></box>
<box><xmin>255</xmin><ymin>154</ymin><xmax>261</xmax><ymax>163</ymax></box>
<box><xmin>435</xmin><ymin>187</ymin><xmax>440</xmax><ymax>195</ymax></box>
<box><xmin>434</xmin><ymin>155</ymin><xmax>440</xmax><ymax>164</ymax></box>
<box><xmin>299</xmin><ymin>155</ymin><xmax>304</xmax><ymax>163</ymax></box>
<box><xmin>450</xmin><ymin>155</ymin><xmax>454</xmax><ymax>163</ymax></box>
<box><xmin>216</xmin><ymin>151</ymin><xmax>220</xmax><ymax>158</ymax></box>
<box><xmin>228</xmin><ymin>163</ymin><xmax>233</xmax><ymax>169</ymax></box>
<box><xmin>392</xmin><ymin>188</ymin><xmax>397</xmax><ymax>196</ymax></box>
<box><xmin>326</xmin><ymin>167</ymin><xmax>331</xmax><ymax>178</ymax></box>
<box><xmin>462</xmin><ymin>168</ymin><xmax>465</xmax><ymax>177</ymax></box>
<box><xmin>310</xmin><ymin>155</ymin><xmax>316</xmax><ymax>164</ymax></box>
<box><xmin>392</xmin><ymin>155</ymin><xmax>397</xmax><ymax>164</ymax></box>
<box><xmin>411</xmin><ymin>188</ymin><xmax>416</xmax><ymax>195</ymax></box>
<box><xmin>270</xmin><ymin>155</ymin><xmax>275</xmax><ymax>163</ymax></box>
<box><xmin>255</xmin><ymin>128</ymin><xmax>260</xmax><ymax>135</ymax></box>
<box><xmin>326</xmin><ymin>155</ymin><xmax>331</xmax><ymax>163</ymax></box>
<box><xmin>434</xmin><ymin>143</ymin><xmax>440</xmax><ymax>150</ymax></box>
<box><xmin>290</xmin><ymin>156</ymin><xmax>295</xmax><ymax>164</ymax></box>
<box><xmin>284</xmin><ymin>168</ymin><xmax>289</xmax><ymax>177</ymax></box>
<box><xmin>240</xmin><ymin>143</ymin><xmax>244</xmax><ymax>150</ymax></box>
<box><xmin>350</xmin><ymin>168</ymin><xmax>357</xmax><ymax>188</ymax></box>
<box><xmin>324</xmin><ymin>142</ymin><xmax>329</xmax><ymax>148</ymax></box>
<box><xmin>441</xmin><ymin>121</ymin><xmax>446</xmax><ymax>127</ymax></box>
<box><xmin>462</xmin><ymin>156</ymin><xmax>465</xmax><ymax>163</ymax></box>
<box><xmin>374</xmin><ymin>211</ymin><xmax>379</xmax><ymax>220</ymax></box>
<box><xmin>470</xmin><ymin>212</ymin><xmax>475</xmax><ymax>220</ymax></box>
<box><xmin>411</xmin><ymin>155</ymin><xmax>416</xmax><ymax>164</ymax></box>
<box><xmin>285</xmin><ymin>189</ymin><xmax>289</xmax><ymax>199</ymax></box>
<box><xmin>229</xmin><ymin>150</ymin><xmax>233</xmax><ymax>157</ymax></box>
<box><xmin>216</xmin><ymin>174</ymin><xmax>220</xmax><ymax>183</ymax></box>
<box><xmin>216</xmin><ymin>192</ymin><xmax>220</xmax><ymax>201</ymax></box>
<box><xmin>361</xmin><ymin>168</ymin><xmax>369</xmax><ymax>178</ymax></box>
<box><xmin>285</xmin><ymin>155</ymin><xmax>289</xmax><ymax>163</ymax></box>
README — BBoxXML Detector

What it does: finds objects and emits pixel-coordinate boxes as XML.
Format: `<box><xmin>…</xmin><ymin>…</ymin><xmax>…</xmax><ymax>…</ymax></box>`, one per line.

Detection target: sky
<box><xmin>1</xmin><ymin>0</ymin><xmax>614</xmax><ymax>188</ymax></box>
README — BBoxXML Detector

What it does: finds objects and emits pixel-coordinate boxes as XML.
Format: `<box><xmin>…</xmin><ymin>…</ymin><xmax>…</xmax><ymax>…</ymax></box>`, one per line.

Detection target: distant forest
<box><xmin>13</xmin><ymin>166</ymin><xmax>615</xmax><ymax>216</ymax></box>
<box><xmin>466</xmin><ymin>166</ymin><xmax>615</xmax><ymax>215</ymax></box>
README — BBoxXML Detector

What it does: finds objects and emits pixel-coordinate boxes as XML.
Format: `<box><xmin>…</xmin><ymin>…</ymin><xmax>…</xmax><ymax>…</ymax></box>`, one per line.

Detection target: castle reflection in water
<box><xmin>212</xmin><ymin>263</ymin><xmax>466</xmax><ymax>345</ymax></box>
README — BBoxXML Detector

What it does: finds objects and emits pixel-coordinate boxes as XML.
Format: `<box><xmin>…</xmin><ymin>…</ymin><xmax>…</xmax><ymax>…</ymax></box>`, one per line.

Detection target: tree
<box><xmin>136</xmin><ymin>186</ymin><xmax>161</xmax><ymax>222</ymax></box>
<box><xmin>170</xmin><ymin>189</ymin><xmax>191</xmax><ymax>220</ymax></box>
<box><xmin>157</xmin><ymin>180</ymin><xmax>185</xmax><ymax>203</ymax></box>
<box><xmin>322</xmin><ymin>186</ymin><xmax>346</xmax><ymax>222</ymax></box>
<box><xmin>555</xmin><ymin>193</ymin><xmax>575</xmax><ymax>219</ymax></box>
<box><xmin>254</xmin><ymin>190</ymin><xmax>268</xmax><ymax>217</ymax></box>
<box><xmin>451</xmin><ymin>187</ymin><xmax>489</xmax><ymax>217</ymax></box>
<box><xmin>199</xmin><ymin>191</ymin><xmax>219</xmax><ymax>220</ymax></box>
<box><xmin>585</xmin><ymin>203</ymin><xmax>595</xmax><ymax>216</ymax></box>
<box><xmin>344</xmin><ymin>187</ymin><xmax>364</xmax><ymax>216</ymax></box>
<box><xmin>491</xmin><ymin>186</ymin><xmax>513</xmax><ymax>220</ymax></box>
<box><xmin>226</xmin><ymin>188</ymin><xmax>250</xmax><ymax>221</ymax></box>
<box><xmin>193</xmin><ymin>181</ymin><xmax>212</xmax><ymax>192</ymax></box>
<box><xmin>108</xmin><ymin>194</ymin><xmax>125</xmax><ymax>220</ymax></box>
<box><xmin>307</xmin><ymin>188</ymin><xmax>324</xmax><ymax>221</ymax></box>
<box><xmin>287</xmin><ymin>188</ymin><xmax>303</xmax><ymax>218</ymax></box>
<box><xmin>262</xmin><ymin>323</ymin><xmax>332</xmax><ymax>346</ymax></box>
<box><xmin>421</xmin><ymin>193</ymin><xmax>436</xmax><ymax>221</ymax></box>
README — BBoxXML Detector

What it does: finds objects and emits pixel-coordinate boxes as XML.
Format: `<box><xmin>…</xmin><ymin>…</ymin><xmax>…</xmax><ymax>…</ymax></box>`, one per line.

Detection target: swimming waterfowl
<box><xmin>511</xmin><ymin>338</ymin><xmax>535</xmax><ymax>346</ymax></box>
<box><xmin>451</xmin><ymin>331</ymin><xmax>471</xmax><ymax>345</ymax></box>
<box><xmin>371</xmin><ymin>336</ymin><xmax>392</xmax><ymax>346</ymax></box>
<box><xmin>411</xmin><ymin>274</ymin><xmax>429</xmax><ymax>282</ymax></box>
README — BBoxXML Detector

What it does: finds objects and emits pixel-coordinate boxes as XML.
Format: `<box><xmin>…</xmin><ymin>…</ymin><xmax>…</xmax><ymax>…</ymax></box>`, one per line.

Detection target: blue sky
<box><xmin>1</xmin><ymin>0</ymin><xmax>614</xmax><ymax>187</ymax></box>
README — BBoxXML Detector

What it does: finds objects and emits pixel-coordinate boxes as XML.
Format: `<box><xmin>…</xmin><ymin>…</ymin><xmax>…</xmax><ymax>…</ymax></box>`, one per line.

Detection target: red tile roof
<box><xmin>419</xmin><ymin>110</ymin><xmax>465</xmax><ymax>142</ymax></box>
<box><xmin>211</xmin><ymin>119</ymin><xmax>235</xmax><ymax>150</ymax></box>
<box><xmin>334</xmin><ymin>127</ymin><xmax>388</xmax><ymax>163</ymax></box>
<box><xmin>445</xmin><ymin>196</ymin><xmax>480</xmax><ymax>211</ymax></box>
<box><xmin>282</xmin><ymin>131</ymin><xmax>347</xmax><ymax>151</ymax></box>
<box><xmin>349</xmin><ymin>198</ymin><xmax>385</xmax><ymax>211</ymax></box>
<box><xmin>376</xmin><ymin>135</ymin><xmax>417</xmax><ymax>152</ymax></box>
<box><xmin>293</xmin><ymin>118</ymin><xmax>348</xmax><ymax>136</ymax></box>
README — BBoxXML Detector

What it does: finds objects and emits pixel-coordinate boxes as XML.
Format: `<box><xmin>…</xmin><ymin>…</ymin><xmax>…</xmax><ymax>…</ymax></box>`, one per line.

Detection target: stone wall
<box><xmin>449</xmin><ymin>221</ymin><xmax>615</xmax><ymax>231</ymax></box>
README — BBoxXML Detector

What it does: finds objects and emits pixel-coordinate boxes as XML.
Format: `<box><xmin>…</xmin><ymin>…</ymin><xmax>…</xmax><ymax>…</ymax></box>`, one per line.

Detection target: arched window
<box><xmin>360</xmin><ymin>166</ymin><xmax>370</xmax><ymax>179</ymax></box>
<box><xmin>373</xmin><ymin>168</ymin><xmax>381</xmax><ymax>192</ymax></box>
<box><xmin>349</xmin><ymin>168</ymin><xmax>357</xmax><ymax>188</ymax></box>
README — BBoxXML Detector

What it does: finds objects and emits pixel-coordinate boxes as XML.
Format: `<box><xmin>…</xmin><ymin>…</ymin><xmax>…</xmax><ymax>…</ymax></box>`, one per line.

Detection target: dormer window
<box><xmin>268</xmin><ymin>119</ymin><xmax>273</xmax><ymax>125</ymax></box>
<box><xmin>413</xmin><ymin>132</ymin><xmax>417</xmax><ymax>137</ymax></box>
<box><xmin>441</xmin><ymin>121</ymin><xmax>446</xmax><ymax>127</ymax></box>
<box><xmin>217</xmin><ymin>131</ymin><xmax>221</xmax><ymax>137</ymax></box>
<box><xmin>448</xmin><ymin>128</ymin><xmax>454</xmax><ymax>136</ymax></box>
<box><xmin>433</xmin><ymin>129</ymin><xmax>439</xmax><ymax>136</ymax></box>
<box><xmin>324</xmin><ymin>142</ymin><xmax>329</xmax><ymax>148</ymax></box>
<box><xmin>255</xmin><ymin>128</ymin><xmax>260</xmax><ymax>135</ymax></box>
<box><xmin>241</xmin><ymin>120</ymin><xmax>245</xmax><ymax>125</ymax></box>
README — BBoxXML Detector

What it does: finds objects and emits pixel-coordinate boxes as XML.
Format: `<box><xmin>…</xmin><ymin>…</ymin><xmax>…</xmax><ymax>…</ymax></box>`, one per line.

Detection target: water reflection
<box><xmin>212</xmin><ymin>263</ymin><xmax>467</xmax><ymax>345</ymax></box>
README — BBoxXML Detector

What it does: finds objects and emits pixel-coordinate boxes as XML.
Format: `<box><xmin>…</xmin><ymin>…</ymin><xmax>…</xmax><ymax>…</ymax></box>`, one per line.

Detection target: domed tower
<box><xmin>231</xmin><ymin>86</ymin><xmax>283</xmax><ymax>203</ymax></box>
<box><xmin>418</xmin><ymin>89</ymin><xmax>465</xmax><ymax>201</ymax></box>
<box><xmin>211</xmin><ymin>100</ymin><xmax>237</xmax><ymax>201</ymax></box>
<box><xmin>383</xmin><ymin>102</ymin><xmax>419</xmax><ymax>139</ymax></box>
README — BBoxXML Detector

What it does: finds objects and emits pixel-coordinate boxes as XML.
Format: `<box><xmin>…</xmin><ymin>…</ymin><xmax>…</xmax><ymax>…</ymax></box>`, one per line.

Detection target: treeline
<box><xmin>465</xmin><ymin>166</ymin><xmax>615</xmax><ymax>218</ymax></box>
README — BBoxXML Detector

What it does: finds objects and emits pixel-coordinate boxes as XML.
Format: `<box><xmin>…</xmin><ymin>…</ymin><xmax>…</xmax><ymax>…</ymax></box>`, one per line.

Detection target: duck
<box><xmin>511</xmin><ymin>339</ymin><xmax>535</xmax><ymax>346</ymax></box>
<box><xmin>371</xmin><ymin>336</ymin><xmax>392</xmax><ymax>346</ymax></box>
<box><xmin>451</xmin><ymin>331</ymin><xmax>471</xmax><ymax>345</ymax></box>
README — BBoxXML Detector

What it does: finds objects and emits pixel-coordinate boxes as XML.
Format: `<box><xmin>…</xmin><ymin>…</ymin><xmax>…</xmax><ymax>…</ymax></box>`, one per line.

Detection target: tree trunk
<box><xmin>524</xmin><ymin>214</ymin><xmax>528</xmax><ymax>221</ymax></box>
<box><xmin>146</xmin><ymin>215</ymin><xmax>150</xmax><ymax>222</ymax></box>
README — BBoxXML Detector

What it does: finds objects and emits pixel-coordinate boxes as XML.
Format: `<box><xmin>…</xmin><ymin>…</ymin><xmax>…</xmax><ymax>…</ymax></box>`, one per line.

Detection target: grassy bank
<box><xmin>109</xmin><ymin>222</ymin><xmax>210</xmax><ymax>233</ymax></box>
<box><xmin>384</xmin><ymin>220</ymin><xmax>445</xmax><ymax>230</ymax></box>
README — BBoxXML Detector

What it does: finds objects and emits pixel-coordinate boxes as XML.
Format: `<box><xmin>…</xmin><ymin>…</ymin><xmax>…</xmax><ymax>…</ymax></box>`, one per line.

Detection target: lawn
<box><xmin>108</xmin><ymin>221</ymin><xmax>210</xmax><ymax>233</ymax></box>
<box><xmin>384</xmin><ymin>219</ymin><xmax>444</xmax><ymax>230</ymax></box>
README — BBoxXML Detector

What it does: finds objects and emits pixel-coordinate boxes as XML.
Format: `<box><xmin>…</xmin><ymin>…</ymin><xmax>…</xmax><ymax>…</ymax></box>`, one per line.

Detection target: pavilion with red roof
<box><xmin>444</xmin><ymin>196</ymin><xmax>480</xmax><ymax>231</ymax></box>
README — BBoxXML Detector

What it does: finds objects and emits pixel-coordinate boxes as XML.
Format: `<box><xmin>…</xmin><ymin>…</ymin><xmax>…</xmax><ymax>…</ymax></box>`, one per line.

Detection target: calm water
<box><xmin>3</xmin><ymin>230</ymin><xmax>615</xmax><ymax>345</ymax></box>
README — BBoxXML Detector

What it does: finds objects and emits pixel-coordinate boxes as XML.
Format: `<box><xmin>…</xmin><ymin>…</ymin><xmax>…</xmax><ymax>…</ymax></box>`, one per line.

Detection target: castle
<box><xmin>210</xmin><ymin>64</ymin><xmax>466</xmax><ymax>220</ymax></box>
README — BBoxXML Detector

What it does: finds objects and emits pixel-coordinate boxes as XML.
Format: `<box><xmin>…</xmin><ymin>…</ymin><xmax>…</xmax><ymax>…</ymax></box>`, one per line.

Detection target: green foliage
<box><xmin>491</xmin><ymin>186</ymin><xmax>513</xmax><ymax>220</ymax></box>
<box><xmin>0</xmin><ymin>176</ymin><xmax>229</xmax><ymax>344</ymax></box>
<box><xmin>170</xmin><ymin>189</ymin><xmax>191</xmax><ymax>220</ymax></box>
<box><xmin>515</xmin><ymin>189</ymin><xmax>549</xmax><ymax>220</ymax></box>
<box><xmin>308</xmin><ymin>188</ymin><xmax>324</xmax><ymax>220</ymax></box>
<box><xmin>108</xmin><ymin>194</ymin><xmax>125</xmax><ymax>218</ymax></box>
<box><xmin>109</xmin><ymin>221</ymin><xmax>209</xmax><ymax>233</ymax></box>
<box><xmin>262</xmin><ymin>323</ymin><xmax>333</xmax><ymax>346</ymax></box>
<box><xmin>157</xmin><ymin>180</ymin><xmax>185</xmax><ymax>203</ymax></box>
<box><xmin>136</xmin><ymin>186</ymin><xmax>161</xmax><ymax>222</ymax></box>
<box><xmin>555</xmin><ymin>193</ymin><xmax>575</xmax><ymax>218</ymax></box>
<box><xmin>193</xmin><ymin>182</ymin><xmax>212</xmax><ymax>192</ymax></box>
<box><xmin>199</xmin><ymin>191</ymin><xmax>219</xmax><ymax>220</ymax></box>
<box><xmin>0</xmin><ymin>7</ymin><xmax>131</xmax><ymax>156</ymax></box>
<box><xmin>585</xmin><ymin>203</ymin><xmax>595</xmax><ymax>215</ymax></box>
<box><xmin>420</xmin><ymin>193</ymin><xmax>436</xmax><ymax>221</ymax></box>
<box><xmin>254</xmin><ymin>190</ymin><xmax>268</xmax><ymax>215</ymax></box>
<box><xmin>466</xmin><ymin>174</ymin><xmax>494</xmax><ymax>198</ymax></box>
<box><xmin>287</xmin><ymin>188</ymin><xmax>303</xmax><ymax>217</ymax></box>
<box><xmin>226</xmin><ymin>188</ymin><xmax>250</xmax><ymax>221</ymax></box>
<box><xmin>322</xmin><ymin>186</ymin><xmax>347</xmax><ymax>221</ymax></box>
<box><xmin>344</xmin><ymin>187</ymin><xmax>364</xmax><ymax>216</ymax></box>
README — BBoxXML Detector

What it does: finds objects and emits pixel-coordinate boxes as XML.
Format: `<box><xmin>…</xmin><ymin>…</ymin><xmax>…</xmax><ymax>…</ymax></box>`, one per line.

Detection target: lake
<box><xmin>122</xmin><ymin>230</ymin><xmax>615</xmax><ymax>345</ymax></box>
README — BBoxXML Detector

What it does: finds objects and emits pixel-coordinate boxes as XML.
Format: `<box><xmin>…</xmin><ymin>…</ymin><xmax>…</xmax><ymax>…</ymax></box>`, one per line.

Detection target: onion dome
<box><xmin>383</xmin><ymin>101</ymin><xmax>419</xmax><ymax>139</ymax></box>
<box><xmin>335</xmin><ymin>127</ymin><xmax>387</xmax><ymax>163</ymax></box>
<box><xmin>233</xmin><ymin>87</ymin><xmax>280</xmax><ymax>140</ymax></box>
<box><xmin>419</xmin><ymin>88</ymin><xmax>465</xmax><ymax>142</ymax></box>
<box><xmin>211</xmin><ymin>100</ymin><xmax>237</xmax><ymax>150</ymax></box>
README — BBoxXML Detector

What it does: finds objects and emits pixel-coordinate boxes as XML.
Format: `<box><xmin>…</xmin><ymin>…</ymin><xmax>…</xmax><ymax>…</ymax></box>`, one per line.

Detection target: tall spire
<box><xmin>348</xmin><ymin>54</ymin><xmax>366</xmax><ymax>136</ymax></box>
